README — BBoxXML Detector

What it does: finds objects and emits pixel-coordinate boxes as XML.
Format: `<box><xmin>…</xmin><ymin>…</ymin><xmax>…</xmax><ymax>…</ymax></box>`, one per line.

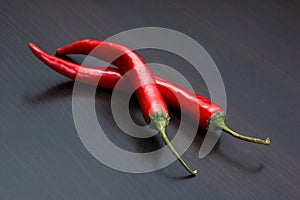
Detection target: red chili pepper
<box><xmin>28</xmin><ymin>43</ymin><xmax>271</xmax><ymax>174</ymax></box>
<box><xmin>55</xmin><ymin>40</ymin><xmax>220</xmax><ymax>129</ymax></box>
<box><xmin>29</xmin><ymin>43</ymin><xmax>198</xmax><ymax>175</ymax></box>
<box><xmin>55</xmin><ymin>40</ymin><xmax>270</xmax><ymax>145</ymax></box>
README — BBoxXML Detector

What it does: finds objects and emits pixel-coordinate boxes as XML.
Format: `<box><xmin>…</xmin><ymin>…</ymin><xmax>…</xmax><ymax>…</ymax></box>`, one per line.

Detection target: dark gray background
<box><xmin>1</xmin><ymin>0</ymin><xmax>299</xmax><ymax>199</ymax></box>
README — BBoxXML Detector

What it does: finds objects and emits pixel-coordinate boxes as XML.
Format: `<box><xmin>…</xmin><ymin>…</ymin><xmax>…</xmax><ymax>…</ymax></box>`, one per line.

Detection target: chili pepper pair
<box><xmin>28</xmin><ymin>40</ymin><xmax>270</xmax><ymax>176</ymax></box>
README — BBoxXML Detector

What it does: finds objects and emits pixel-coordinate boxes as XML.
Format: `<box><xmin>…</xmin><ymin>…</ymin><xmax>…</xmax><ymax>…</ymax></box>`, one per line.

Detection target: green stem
<box><xmin>160</xmin><ymin>128</ymin><xmax>197</xmax><ymax>176</ymax></box>
<box><xmin>222</xmin><ymin>125</ymin><xmax>270</xmax><ymax>145</ymax></box>
<box><xmin>150</xmin><ymin>111</ymin><xmax>197</xmax><ymax>176</ymax></box>
<box><xmin>210</xmin><ymin>112</ymin><xmax>271</xmax><ymax>145</ymax></box>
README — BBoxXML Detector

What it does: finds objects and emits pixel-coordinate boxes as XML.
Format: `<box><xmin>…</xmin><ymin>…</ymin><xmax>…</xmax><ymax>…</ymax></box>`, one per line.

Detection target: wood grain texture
<box><xmin>0</xmin><ymin>0</ymin><xmax>299</xmax><ymax>199</ymax></box>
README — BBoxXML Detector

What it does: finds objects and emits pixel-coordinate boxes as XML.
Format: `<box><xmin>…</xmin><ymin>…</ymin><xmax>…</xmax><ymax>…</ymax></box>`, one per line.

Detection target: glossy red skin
<box><xmin>29</xmin><ymin>43</ymin><xmax>223</xmax><ymax>129</ymax></box>
<box><xmin>59</xmin><ymin>40</ymin><xmax>167</xmax><ymax>122</ymax></box>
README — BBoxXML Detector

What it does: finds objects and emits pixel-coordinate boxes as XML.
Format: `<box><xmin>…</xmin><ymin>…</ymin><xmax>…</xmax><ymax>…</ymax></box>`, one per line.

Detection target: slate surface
<box><xmin>0</xmin><ymin>1</ymin><xmax>299</xmax><ymax>199</ymax></box>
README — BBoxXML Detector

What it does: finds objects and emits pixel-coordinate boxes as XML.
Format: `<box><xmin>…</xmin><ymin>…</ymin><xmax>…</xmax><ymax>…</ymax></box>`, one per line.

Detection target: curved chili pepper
<box><xmin>29</xmin><ymin>42</ymin><xmax>270</xmax><ymax>145</ymax></box>
<box><xmin>55</xmin><ymin>40</ymin><xmax>270</xmax><ymax>145</ymax></box>
<box><xmin>29</xmin><ymin>43</ymin><xmax>197</xmax><ymax>175</ymax></box>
